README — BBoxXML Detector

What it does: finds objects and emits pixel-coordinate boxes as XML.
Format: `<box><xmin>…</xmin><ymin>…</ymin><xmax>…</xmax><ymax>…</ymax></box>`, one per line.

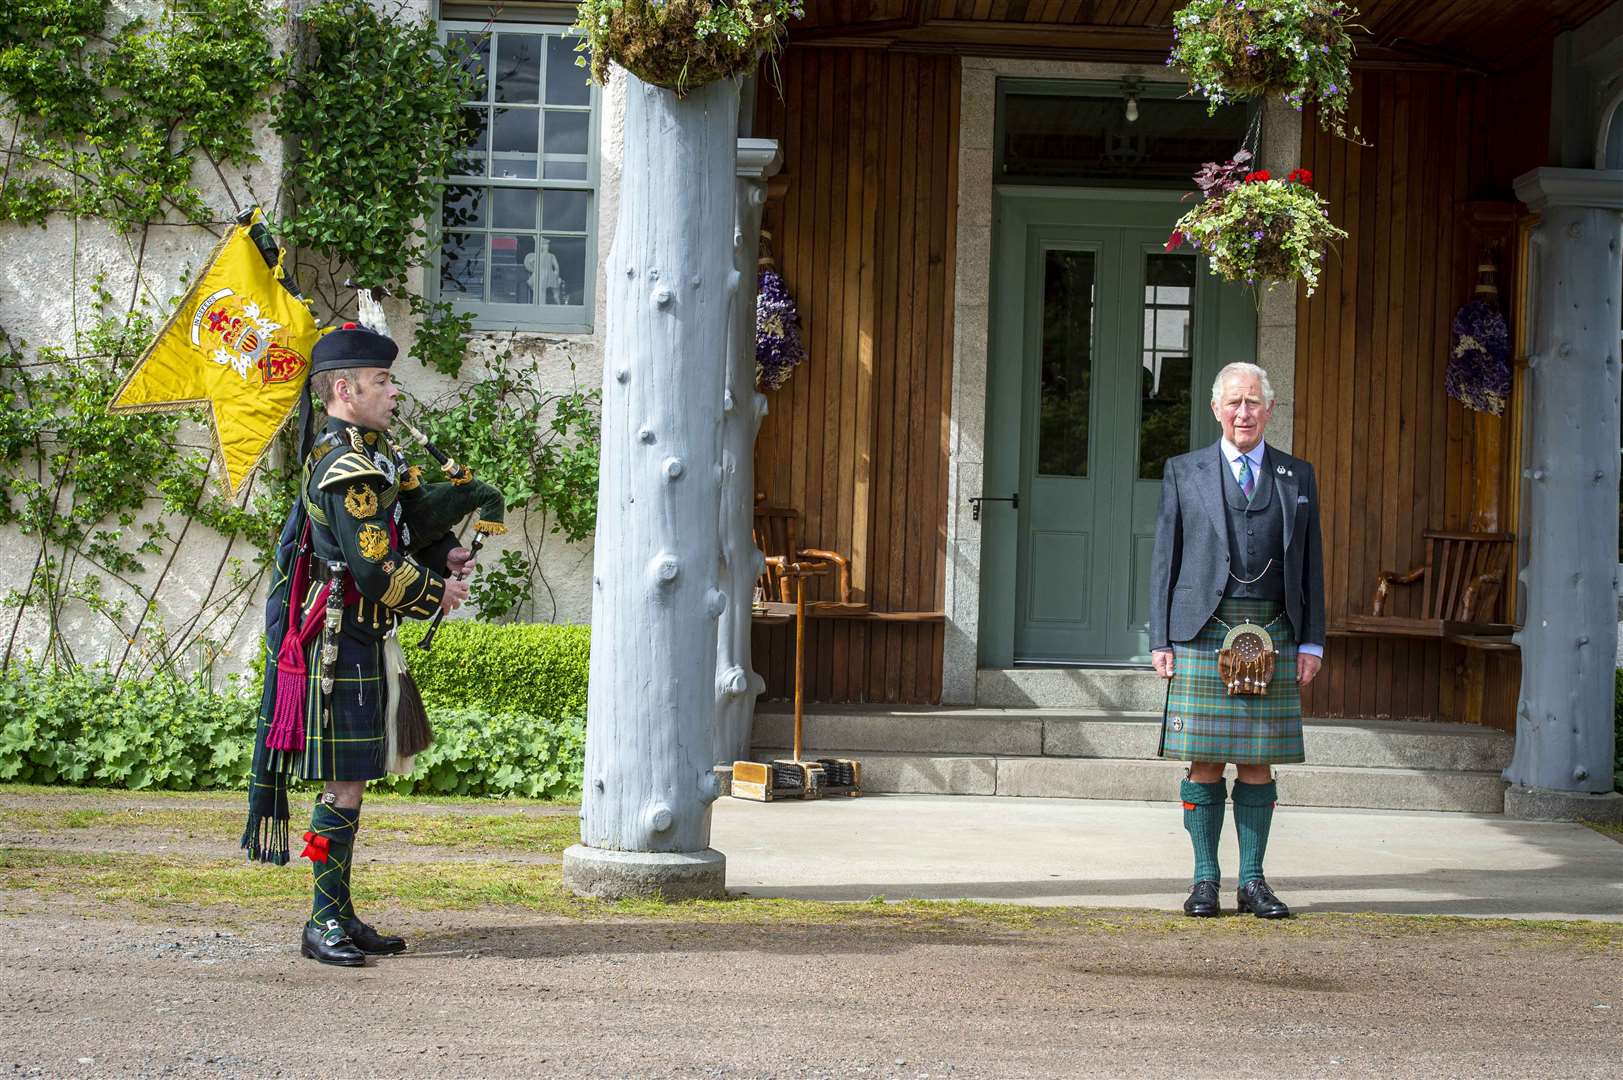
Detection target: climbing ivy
<box><xmin>271</xmin><ymin>0</ymin><xmax>480</xmax><ymax>308</ymax></box>
<box><xmin>0</xmin><ymin>0</ymin><xmax>275</xmax><ymax>229</ymax></box>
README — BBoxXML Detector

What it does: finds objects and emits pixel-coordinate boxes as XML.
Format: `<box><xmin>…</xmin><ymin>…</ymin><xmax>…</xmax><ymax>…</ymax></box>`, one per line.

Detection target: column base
<box><xmin>1503</xmin><ymin>785</ymin><xmax>1623</xmax><ymax>823</ymax></box>
<box><xmin>562</xmin><ymin>845</ymin><xmax>727</xmax><ymax>900</ymax></box>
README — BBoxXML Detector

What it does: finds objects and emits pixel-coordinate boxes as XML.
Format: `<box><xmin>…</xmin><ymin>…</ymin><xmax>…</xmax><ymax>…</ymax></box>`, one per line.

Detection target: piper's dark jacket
<box><xmin>282</xmin><ymin>418</ymin><xmax>455</xmax><ymax>782</ymax></box>
<box><xmin>1148</xmin><ymin>441</ymin><xmax>1326</xmax><ymax>652</ymax></box>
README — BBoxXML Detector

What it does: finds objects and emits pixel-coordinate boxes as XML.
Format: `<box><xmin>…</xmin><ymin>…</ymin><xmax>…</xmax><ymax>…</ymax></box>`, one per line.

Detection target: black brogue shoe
<box><xmin>301</xmin><ymin>919</ymin><xmax>368</xmax><ymax>966</ymax></box>
<box><xmin>1183</xmin><ymin>880</ymin><xmax>1221</xmax><ymax>918</ymax></box>
<box><xmin>341</xmin><ymin>916</ymin><xmax>407</xmax><ymax>955</ymax></box>
<box><xmin>1236</xmin><ymin>877</ymin><xmax>1291</xmax><ymax>919</ymax></box>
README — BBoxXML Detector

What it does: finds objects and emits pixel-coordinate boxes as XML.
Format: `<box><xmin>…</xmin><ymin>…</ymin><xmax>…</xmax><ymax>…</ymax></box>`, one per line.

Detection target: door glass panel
<box><xmin>1138</xmin><ymin>253</ymin><xmax>1196</xmax><ymax>479</ymax></box>
<box><xmin>1038</xmin><ymin>249</ymin><xmax>1096</xmax><ymax>477</ymax></box>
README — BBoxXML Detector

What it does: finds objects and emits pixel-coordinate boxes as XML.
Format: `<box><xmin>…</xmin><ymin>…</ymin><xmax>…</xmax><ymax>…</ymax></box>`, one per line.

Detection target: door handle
<box><xmin>968</xmin><ymin>493</ymin><xmax>1019</xmax><ymax>521</ymax></box>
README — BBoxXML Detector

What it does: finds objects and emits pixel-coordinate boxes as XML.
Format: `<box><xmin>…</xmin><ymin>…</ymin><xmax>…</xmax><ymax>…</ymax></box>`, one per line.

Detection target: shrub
<box><xmin>0</xmin><ymin>621</ymin><xmax>592</xmax><ymax>798</ymax></box>
<box><xmin>398</xmin><ymin>620</ymin><xmax>590</xmax><ymax>719</ymax></box>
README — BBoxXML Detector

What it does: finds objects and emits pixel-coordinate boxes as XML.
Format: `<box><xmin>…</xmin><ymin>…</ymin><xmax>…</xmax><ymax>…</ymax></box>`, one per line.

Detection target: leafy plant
<box><xmin>405</xmin><ymin>345</ymin><xmax>600</xmax><ymax>620</ymax></box>
<box><xmin>573</xmin><ymin>0</ymin><xmax>804</xmax><ymax>93</ymax></box>
<box><xmin>1168</xmin><ymin>161</ymin><xmax>1345</xmax><ymax>295</ymax></box>
<box><xmin>1169</xmin><ymin>0</ymin><xmax>1359</xmax><ymax>139</ymax></box>
<box><xmin>270</xmin><ymin>0</ymin><xmax>480</xmax><ymax>305</ymax></box>
<box><xmin>397</xmin><ymin>619</ymin><xmax>591</xmax><ymax>720</ymax></box>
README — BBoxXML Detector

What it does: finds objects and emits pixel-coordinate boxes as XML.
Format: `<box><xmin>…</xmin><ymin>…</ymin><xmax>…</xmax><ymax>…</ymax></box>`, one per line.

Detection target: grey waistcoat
<box><xmin>1221</xmin><ymin>455</ymin><xmax>1287</xmax><ymax>602</ymax></box>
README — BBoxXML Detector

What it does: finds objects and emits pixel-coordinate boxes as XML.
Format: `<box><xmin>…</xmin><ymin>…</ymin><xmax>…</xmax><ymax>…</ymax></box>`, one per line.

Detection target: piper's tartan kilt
<box><xmin>266</xmin><ymin>583</ymin><xmax>388</xmax><ymax>783</ymax></box>
<box><xmin>1159</xmin><ymin>598</ymin><xmax>1305</xmax><ymax>765</ymax></box>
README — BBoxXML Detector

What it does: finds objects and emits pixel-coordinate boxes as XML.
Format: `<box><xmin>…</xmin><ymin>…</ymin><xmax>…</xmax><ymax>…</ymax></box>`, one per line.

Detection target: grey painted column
<box><xmin>715</xmin><ymin>139</ymin><xmax>781</xmax><ymax>765</ymax></box>
<box><xmin>564</xmin><ymin>73</ymin><xmax>741</xmax><ymax>898</ymax></box>
<box><xmin>1504</xmin><ymin>167</ymin><xmax>1623</xmax><ymax>822</ymax></box>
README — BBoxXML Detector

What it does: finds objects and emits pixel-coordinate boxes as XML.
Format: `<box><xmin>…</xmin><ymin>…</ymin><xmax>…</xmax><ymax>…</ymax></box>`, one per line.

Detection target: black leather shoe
<box><xmin>1236</xmin><ymin>878</ymin><xmax>1291</xmax><ymax>919</ymax></box>
<box><xmin>301</xmin><ymin>920</ymin><xmax>367</xmax><ymax>966</ymax></box>
<box><xmin>341</xmin><ymin>916</ymin><xmax>407</xmax><ymax>955</ymax></box>
<box><xmin>1183</xmin><ymin>880</ymin><xmax>1221</xmax><ymax>917</ymax></box>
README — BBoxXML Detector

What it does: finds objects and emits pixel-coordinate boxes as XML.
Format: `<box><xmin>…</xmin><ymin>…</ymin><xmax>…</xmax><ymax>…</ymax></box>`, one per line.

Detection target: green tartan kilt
<box><xmin>268</xmin><ymin>583</ymin><xmax>388</xmax><ymax>783</ymax></box>
<box><xmin>1159</xmin><ymin>598</ymin><xmax>1305</xmax><ymax>765</ymax></box>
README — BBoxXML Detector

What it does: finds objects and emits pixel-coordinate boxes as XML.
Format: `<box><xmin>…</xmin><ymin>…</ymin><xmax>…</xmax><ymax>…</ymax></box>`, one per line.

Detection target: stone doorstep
<box><xmin>746</xmin><ymin>748</ymin><xmax>1510</xmax><ymax>814</ymax></box>
<box><xmin>752</xmin><ymin>707</ymin><xmax>1514</xmax><ymax>773</ymax></box>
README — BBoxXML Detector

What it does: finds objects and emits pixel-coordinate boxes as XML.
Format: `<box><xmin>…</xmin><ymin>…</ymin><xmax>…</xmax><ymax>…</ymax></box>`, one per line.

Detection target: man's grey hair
<box><xmin>1210</xmin><ymin>362</ymin><xmax>1276</xmax><ymax>407</ymax></box>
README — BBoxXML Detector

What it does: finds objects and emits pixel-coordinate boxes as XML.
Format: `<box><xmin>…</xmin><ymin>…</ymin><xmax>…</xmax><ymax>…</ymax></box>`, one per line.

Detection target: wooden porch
<box><xmin>748</xmin><ymin>1</ymin><xmax>1616</xmax><ymax>725</ymax></box>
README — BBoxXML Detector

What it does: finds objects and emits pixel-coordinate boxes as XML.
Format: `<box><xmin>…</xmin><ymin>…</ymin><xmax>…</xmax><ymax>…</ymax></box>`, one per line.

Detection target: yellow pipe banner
<box><xmin>110</xmin><ymin>214</ymin><xmax>321</xmax><ymax>497</ymax></box>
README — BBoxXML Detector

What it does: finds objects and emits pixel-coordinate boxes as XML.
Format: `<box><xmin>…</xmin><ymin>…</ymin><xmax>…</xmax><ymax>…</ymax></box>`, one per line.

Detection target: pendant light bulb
<box><xmin>1125</xmin><ymin>91</ymin><xmax>1139</xmax><ymax>123</ymax></box>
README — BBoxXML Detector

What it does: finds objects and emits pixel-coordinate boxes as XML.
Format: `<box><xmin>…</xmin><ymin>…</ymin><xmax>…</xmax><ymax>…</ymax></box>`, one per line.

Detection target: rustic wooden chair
<box><xmin>1341</xmin><ymin>530</ymin><xmax>1515</xmax><ymax>638</ymax></box>
<box><xmin>752</xmin><ymin>494</ymin><xmax>868</xmax><ymax>614</ymax></box>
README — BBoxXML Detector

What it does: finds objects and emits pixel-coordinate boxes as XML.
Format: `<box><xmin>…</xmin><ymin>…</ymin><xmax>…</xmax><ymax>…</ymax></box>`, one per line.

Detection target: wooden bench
<box><xmin>1335</xmin><ymin>529</ymin><xmax>1517</xmax><ymax>726</ymax></box>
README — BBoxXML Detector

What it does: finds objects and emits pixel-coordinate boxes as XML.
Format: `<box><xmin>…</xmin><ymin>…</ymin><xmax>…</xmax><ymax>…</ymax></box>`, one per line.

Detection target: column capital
<box><xmin>737</xmin><ymin>138</ymin><xmax>782</xmax><ymax>181</ymax></box>
<box><xmin>1512</xmin><ymin>167</ymin><xmax>1623</xmax><ymax>212</ymax></box>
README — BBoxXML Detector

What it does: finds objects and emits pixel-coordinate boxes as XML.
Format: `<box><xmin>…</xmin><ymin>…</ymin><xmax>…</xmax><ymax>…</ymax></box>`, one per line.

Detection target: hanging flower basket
<box><xmin>1169</xmin><ymin>0</ymin><xmax>1359</xmax><ymax>138</ymax></box>
<box><xmin>1167</xmin><ymin>151</ymin><xmax>1345</xmax><ymax>296</ymax></box>
<box><xmin>1445</xmin><ymin>299</ymin><xmax>1511</xmax><ymax>415</ymax></box>
<box><xmin>573</xmin><ymin>1</ymin><xmax>805</xmax><ymax>95</ymax></box>
<box><xmin>755</xmin><ymin>263</ymin><xmax>805</xmax><ymax>392</ymax></box>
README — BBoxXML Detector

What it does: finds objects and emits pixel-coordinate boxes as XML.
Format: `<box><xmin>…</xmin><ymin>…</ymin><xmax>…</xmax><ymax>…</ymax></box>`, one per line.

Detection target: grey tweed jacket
<box><xmin>1148</xmin><ymin>441</ymin><xmax>1326</xmax><ymax>651</ymax></box>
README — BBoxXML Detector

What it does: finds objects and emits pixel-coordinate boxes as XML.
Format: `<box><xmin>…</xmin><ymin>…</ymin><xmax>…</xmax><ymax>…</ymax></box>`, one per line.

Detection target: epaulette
<box><xmin>315</xmin><ymin>450</ymin><xmax>387</xmax><ymax>491</ymax></box>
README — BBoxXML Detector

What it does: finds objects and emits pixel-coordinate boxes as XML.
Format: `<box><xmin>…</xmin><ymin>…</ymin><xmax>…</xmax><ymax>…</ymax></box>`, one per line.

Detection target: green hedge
<box><xmin>398</xmin><ymin>620</ymin><xmax>590</xmax><ymax>718</ymax></box>
<box><xmin>0</xmin><ymin>622</ymin><xmax>591</xmax><ymax>799</ymax></box>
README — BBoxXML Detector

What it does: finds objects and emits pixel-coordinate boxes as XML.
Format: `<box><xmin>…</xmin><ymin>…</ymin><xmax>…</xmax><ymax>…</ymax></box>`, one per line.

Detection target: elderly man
<box><xmin>1148</xmin><ymin>362</ymin><xmax>1325</xmax><ymax>919</ymax></box>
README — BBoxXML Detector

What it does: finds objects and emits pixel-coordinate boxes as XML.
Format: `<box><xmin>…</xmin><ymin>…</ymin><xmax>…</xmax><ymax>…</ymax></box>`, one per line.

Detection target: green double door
<box><xmin>979</xmin><ymin>191</ymin><xmax>1256</xmax><ymax>666</ymax></box>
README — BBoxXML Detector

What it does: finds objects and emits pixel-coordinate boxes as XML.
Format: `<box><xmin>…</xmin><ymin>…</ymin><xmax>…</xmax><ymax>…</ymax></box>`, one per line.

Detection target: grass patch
<box><xmin>1581</xmin><ymin>819</ymin><xmax>1623</xmax><ymax>843</ymax></box>
<box><xmin>0</xmin><ymin>781</ymin><xmax>576</xmax><ymax>812</ymax></box>
<box><xmin>0</xmin><ymin>806</ymin><xmax>580</xmax><ymax>854</ymax></box>
<box><xmin>1</xmin><ymin>847</ymin><xmax>1619</xmax><ymax>951</ymax></box>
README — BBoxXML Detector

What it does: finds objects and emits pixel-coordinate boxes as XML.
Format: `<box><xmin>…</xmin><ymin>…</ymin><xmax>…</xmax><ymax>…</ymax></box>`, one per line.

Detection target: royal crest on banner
<box><xmin>110</xmin><ymin>209</ymin><xmax>322</xmax><ymax>496</ymax></box>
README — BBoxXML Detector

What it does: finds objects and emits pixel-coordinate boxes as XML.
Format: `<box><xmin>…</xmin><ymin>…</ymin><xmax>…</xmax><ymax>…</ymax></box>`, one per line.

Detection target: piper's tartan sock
<box><xmin>308</xmin><ymin>801</ymin><xmax>359</xmax><ymax>929</ymax></box>
<box><xmin>1232</xmin><ymin>779</ymin><xmax>1278</xmax><ymax>885</ymax></box>
<box><xmin>339</xmin><ymin>808</ymin><xmax>361</xmax><ymax>922</ymax></box>
<box><xmin>1180</xmin><ymin>777</ymin><xmax>1227</xmax><ymax>885</ymax></box>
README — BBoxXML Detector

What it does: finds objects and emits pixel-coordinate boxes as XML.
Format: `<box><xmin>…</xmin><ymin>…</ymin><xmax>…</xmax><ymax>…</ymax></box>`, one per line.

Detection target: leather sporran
<box><xmin>1217</xmin><ymin>623</ymin><xmax>1276</xmax><ymax>696</ymax></box>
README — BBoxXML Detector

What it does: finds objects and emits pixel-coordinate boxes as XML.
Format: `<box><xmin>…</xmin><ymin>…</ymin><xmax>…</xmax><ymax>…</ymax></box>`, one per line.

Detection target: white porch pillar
<box><xmin>715</xmin><ymin>138</ymin><xmax>781</xmax><ymax>764</ymax></box>
<box><xmin>1504</xmin><ymin>166</ymin><xmax>1623</xmax><ymax>823</ymax></box>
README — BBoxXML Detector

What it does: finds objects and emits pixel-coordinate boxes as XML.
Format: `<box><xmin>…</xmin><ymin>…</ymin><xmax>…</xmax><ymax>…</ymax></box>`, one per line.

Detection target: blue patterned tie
<box><xmin>1237</xmin><ymin>455</ymin><xmax>1255</xmax><ymax>501</ymax></box>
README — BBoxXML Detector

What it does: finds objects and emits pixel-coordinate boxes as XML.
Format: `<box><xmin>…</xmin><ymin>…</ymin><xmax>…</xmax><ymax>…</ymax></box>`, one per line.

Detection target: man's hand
<box><xmin>1152</xmin><ymin>648</ymin><xmax>1175</xmax><ymax>680</ymax></box>
<box><xmin>446</xmin><ymin>546</ymin><xmax>476</xmax><ymax>577</ymax></box>
<box><xmin>440</xmin><ymin>574</ymin><xmax>470</xmax><ymax>614</ymax></box>
<box><xmin>1297</xmin><ymin>653</ymin><xmax>1322</xmax><ymax>686</ymax></box>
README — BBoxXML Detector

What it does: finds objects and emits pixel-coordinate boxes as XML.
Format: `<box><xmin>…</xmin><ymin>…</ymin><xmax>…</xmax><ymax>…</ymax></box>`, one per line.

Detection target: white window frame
<box><xmin>431</xmin><ymin>17</ymin><xmax>600</xmax><ymax>334</ymax></box>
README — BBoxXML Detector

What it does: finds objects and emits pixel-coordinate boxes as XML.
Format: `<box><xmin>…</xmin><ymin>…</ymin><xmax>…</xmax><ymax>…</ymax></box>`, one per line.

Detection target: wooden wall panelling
<box><xmin>751</xmin><ymin>48</ymin><xmax>958</xmax><ymax>704</ymax></box>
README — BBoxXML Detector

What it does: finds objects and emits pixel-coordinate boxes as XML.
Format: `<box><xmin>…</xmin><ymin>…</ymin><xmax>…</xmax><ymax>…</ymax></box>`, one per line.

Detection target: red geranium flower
<box><xmin>1164</xmin><ymin>230</ymin><xmax>1185</xmax><ymax>252</ymax></box>
<box><xmin>1288</xmin><ymin>168</ymin><xmax>1314</xmax><ymax>184</ymax></box>
<box><xmin>1243</xmin><ymin>169</ymin><xmax>1272</xmax><ymax>183</ymax></box>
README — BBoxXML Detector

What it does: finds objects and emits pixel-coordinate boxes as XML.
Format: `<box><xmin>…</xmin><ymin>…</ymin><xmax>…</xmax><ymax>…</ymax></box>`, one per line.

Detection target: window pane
<box><xmin>448</xmin><ymin>31</ymin><xmax>489</xmax><ymax>101</ymax></box>
<box><xmin>441</xmin><ymin>185</ymin><xmax>484</xmax><ymax>229</ymax></box>
<box><xmin>542</xmin><ymin>189</ymin><xmax>588</xmax><ymax>233</ymax></box>
<box><xmin>543</xmin><ymin>160</ymin><xmax>589</xmax><ymax>181</ymax></box>
<box><xmin>545</xmin><ymin>35</ymin><xmax>590</xmax><ymax>106</ymax></box>
<box><xmin>440</xmin><ymin>233</ymin><xmax>485</xmax><ymax>298</ymax></box>
<box><xmin>542</xmin><ymin>235</ymin><xmax>587</xmax><ymax>307</ymax></box>
<box><xmin>491</xmin><ymin>108</ymin><xmax>538</xmax><ymax>179</ymax></box>
<box><xmin>489</xmin><ymin>234</ymin><xmax>537</xmax><ymax>304</ymax></box>
<box><xmin>453</xmin><ymin>107</ymin><xmax>488</xmax><ymax>176</ymax></box>
<box><xmin>1038</xmin><ymin>249</ymin><xmax>1095</xmax><ymax>478</ymax></box>
<box><xmin>1138</xmin><ymin>254</ymin><xmax>1197</xmax><ymax>480</ymax></box>
<box><xmin>492</xmin><ymin>187</ymin><xmax>537</xmax><ymax>230</ymax></box>
<box><xmin>494</xmin><ymin>33</ymin><xmax>541</xmax><ymax>103</ymax></box>
<box><xmin>1002</xmin><ymin>92</ymin><xmax>1250</xmax><ymax>187</ymax></box>
<box><xmin>543</xmin><ymin>110</ymin><xmax>590</xmax><ymax>157</ymax></box>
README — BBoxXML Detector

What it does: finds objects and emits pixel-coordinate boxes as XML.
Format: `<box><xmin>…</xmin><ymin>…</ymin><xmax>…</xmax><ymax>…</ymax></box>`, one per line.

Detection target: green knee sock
<box><xmin>1180</xmin><ymin>778</ymin><xmax>1227</xmax><ymax>885</ymax></box>
<box><xmin>1232</xmin><ymin>779</ymin><xmax>1277</xmax><ymax>885</ymax></box>
<box><xmin>307</xmin><ymin>802</ymin><xmax>358</xmax><ymax>929</ymax></box>
<box><xmin>340</xmin><ymin>808</ymin><xmax>361</xmax><ymax>923</ymax></box>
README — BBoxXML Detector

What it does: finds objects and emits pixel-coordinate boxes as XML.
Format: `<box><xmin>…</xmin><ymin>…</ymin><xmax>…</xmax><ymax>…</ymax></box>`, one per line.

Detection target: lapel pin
<box><xmin>1276</xmin><ymin>465</ymin><xmax>1287</xmax><ymax>475</ymax></box>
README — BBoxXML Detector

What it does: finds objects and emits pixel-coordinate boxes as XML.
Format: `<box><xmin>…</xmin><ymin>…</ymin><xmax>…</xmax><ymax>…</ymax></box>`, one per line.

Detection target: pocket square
<box><xmin>1296</xmin><ymin>495</ymin><xmax>1310</xmax><ymax>504</ymax></box>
